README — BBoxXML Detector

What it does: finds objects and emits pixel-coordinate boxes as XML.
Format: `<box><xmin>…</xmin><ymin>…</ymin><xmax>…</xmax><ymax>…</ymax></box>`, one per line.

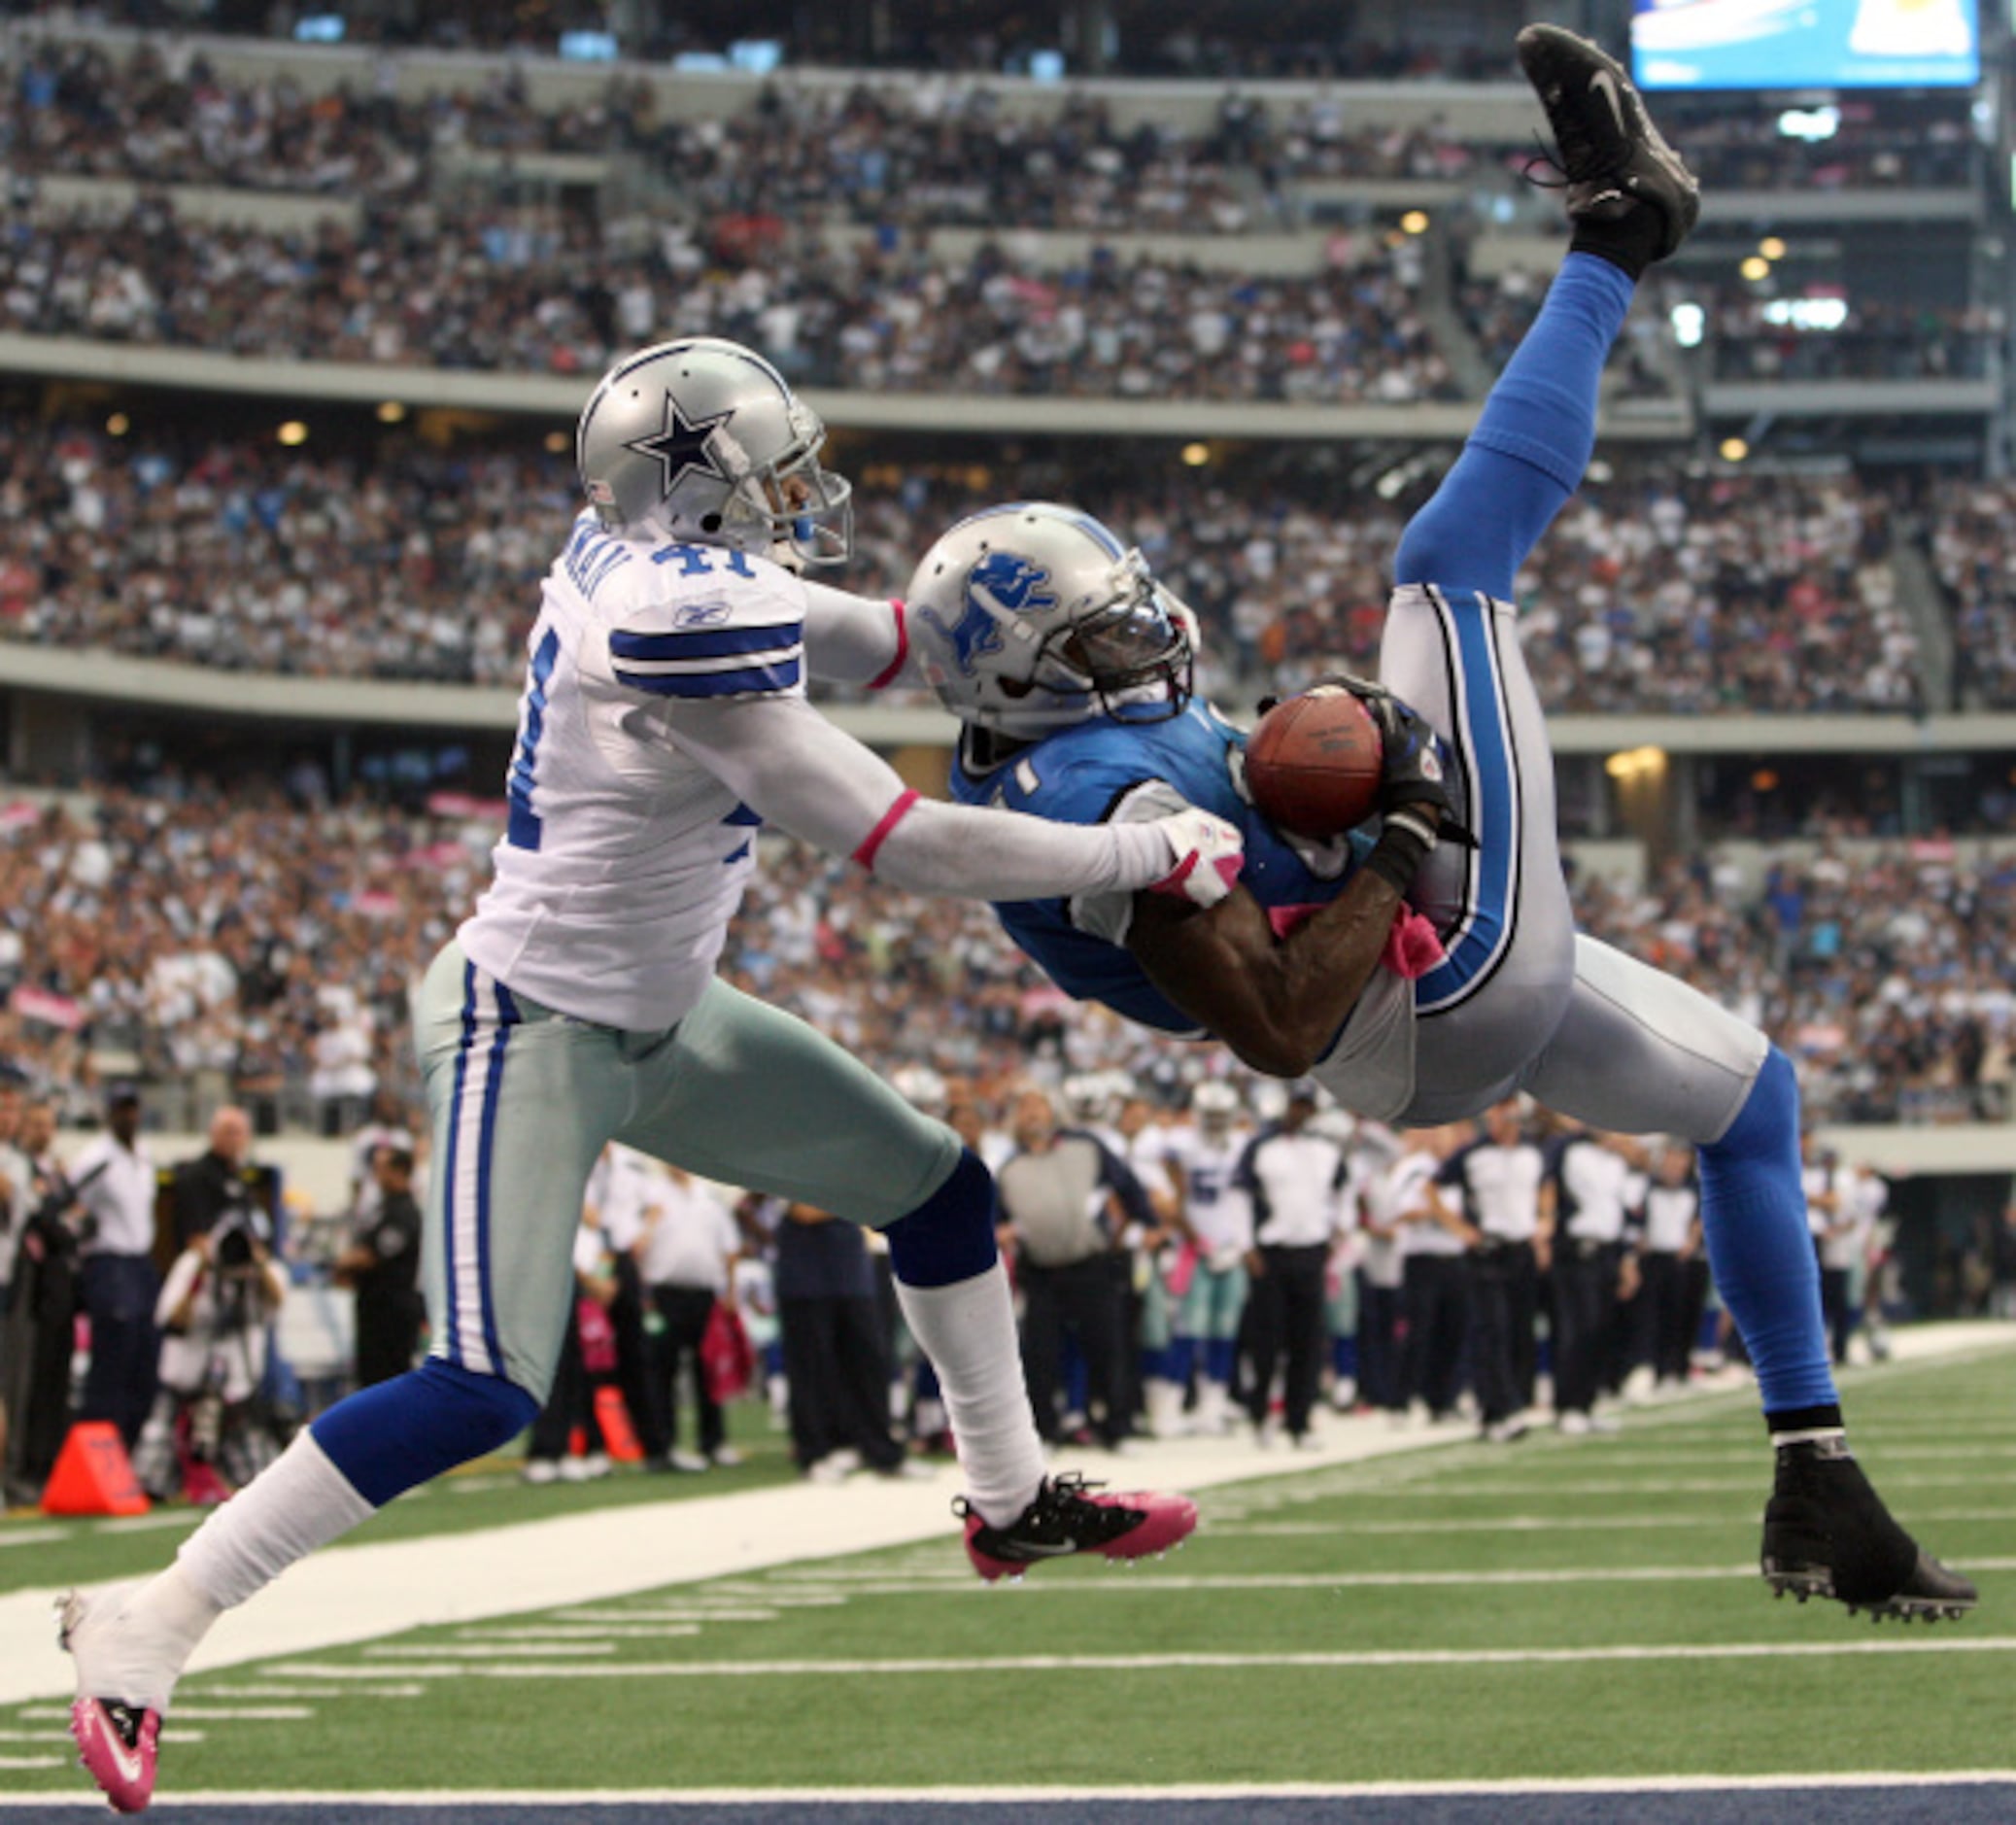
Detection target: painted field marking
<box><xmin>0</xmin><ymin>1531</ymin><xmax>66</xmax><ymax>1551</ymax></box>
<box><xmin>1213</xmin><ymin>1508</ymin><xmax>2016</xmax><ymax>1535</ymax></box>
<box><xmin>468</xmin><ymin>1625</ymin><xmax>704</xmax><ymax>1641</ymax></box>
<box><xmin>0</xmin><ymin>1728</ymin><xmax>64</xmax><ymax>1741</ymax></box>
<box><xmin>1347</xmin><ymin>1474</ymin><xmax>2016</xmax><ymax>1496</ymax></box>
<box><xmin>0</xmin><ymin>1755</ymin><xmax>60</xmax><ymax>1770</ymax></box>
<box><xmin>194</xmin><ymin>1685</ymin><xmax>427</xmax><ymax>1700</ymax></box>
<box><xmin>362</xmin><ymin>1641</ymin><xmax>617</xmax><ymax>1659</ymax></box>
<box><xmin>5</xmin><ymin>1773</ymin><xmax>2016</xmax><ymax>1806</ymax></box>
<box><xmin>275</xmin><ymin>1636</ymin><xmax>2016</xmax><ymax>1679</ymax></box>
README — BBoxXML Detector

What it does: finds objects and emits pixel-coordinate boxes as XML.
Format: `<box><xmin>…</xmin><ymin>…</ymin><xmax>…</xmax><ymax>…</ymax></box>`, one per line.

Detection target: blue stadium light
<box><xmin>1669</xmin><ymin>301</ymin><xmax>1706</xmax><ymax>349</ymax></box>
<box><xmin>729</xmin><ymin>40</ymin><xmax>783</xmax><ymax>75</ymax></box>
<box><xmin>1029</xmin><ymin>50</ymin><xmax>1067</xmax><ymax>83</ymax></box>
<box><xmin>672</xmin><ymin>51</ymin><xmax>730</xmax><ymax>71</ymax></box>
<box><xmin>560</xmin><ymin>31</ymin><xmax>619</xmax><ymax>61</ymax></box>
<box><xmin>292</xmin><ymin>14</ymin><xmax>345</xmax><ymax>42</ymax></box>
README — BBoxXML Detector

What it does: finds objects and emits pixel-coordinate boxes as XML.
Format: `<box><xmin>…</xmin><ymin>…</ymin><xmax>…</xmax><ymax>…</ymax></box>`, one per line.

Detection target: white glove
<box><xmin>1146</xmin><ymin>809</ymin><xmax>1245</xmax><ymax>909</ymax></box>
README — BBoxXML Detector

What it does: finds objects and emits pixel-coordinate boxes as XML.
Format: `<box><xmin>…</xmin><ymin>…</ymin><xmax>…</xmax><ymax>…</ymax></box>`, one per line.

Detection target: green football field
<box><xmin>2</xmin><ymin>1342</ymin><xmax>2012</xmax><ymax>1802</ymax></box>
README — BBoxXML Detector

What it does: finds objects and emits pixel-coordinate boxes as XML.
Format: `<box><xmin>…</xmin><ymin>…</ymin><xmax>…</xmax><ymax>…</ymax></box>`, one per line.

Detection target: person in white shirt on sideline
<box><xmin>1541</xmin><ymin>1123</ymin><xmax>1649</xmax><ymax>1435</ymax></box>
<box><xmin>638</xmin><ymin>1158</ymin><xmax>742</xmax><ymax>1471</ymax></box>
<box><xmin>1349</xmin><ymin>1123</ymin><xmax>1408</xmax><ymax>1415</ymax></box>
<box><xmin>1394</xmin><ymin>1125</ymin><xmax>1475</xmax><ymax>1425</ymax></box>
<box><xmin>1235</xmin><ymin>1083</ymin><xmax>1350</xmax><ymax>1446</ymax></box>
<box><xmin>71</xmin><ymin>1086</ymin><xmax>163</xmax><ymax>1450</ymax></box>
<box><xmin>1803</xmin><ymin>1132</ymin><xmax>1860</xmax><ymax>1367</ymax></box>
<box><xmin>1633</xmin><ymin>1144</ymin><xmax>1706</xmax><ymax>1390</ymax></box>
<box><xmin>61</xmin><ymin>337</ymin><xmax>1218</xmax><ymax>1815</ymax></box>
<box><xmin>1438</xmin><ymin>1098</ymin><xmax>1547</xmax><ymax>1442</ymax></box>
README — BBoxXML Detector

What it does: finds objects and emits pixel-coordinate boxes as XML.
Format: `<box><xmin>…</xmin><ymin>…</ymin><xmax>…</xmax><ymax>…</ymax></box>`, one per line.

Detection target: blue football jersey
<box><xmin>948</xmin><ymin>703</ymin><xmax>1373</xmax><ymax>1034</ymax></box>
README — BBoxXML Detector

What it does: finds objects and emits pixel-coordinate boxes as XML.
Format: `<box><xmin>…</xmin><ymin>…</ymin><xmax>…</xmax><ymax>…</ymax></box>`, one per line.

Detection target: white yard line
<box><xmin>1215</xmin><ymin>1509</ymin><xmax>2016</xmax><ymax>1534</ymax></box>
<box><xmin>2</xmin><ymin>1320</ymin><xmax>2008</xmax><ymax>1708</ymax></box>
<box><xmin>258</xmin><ymin>1636</ymin><xmax>2016</xmax><ymax>1681</ymax></box>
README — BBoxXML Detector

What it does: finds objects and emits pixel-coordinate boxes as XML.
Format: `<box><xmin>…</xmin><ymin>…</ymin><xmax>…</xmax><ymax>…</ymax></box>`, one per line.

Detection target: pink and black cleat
<box><xmin>956</xmin><ymin>1472</ymin><xmax>1198</xmax><ymax>1581</ymax></box>
<box><xmin>68</xmin><ymin>1696</ymin><xmax>160</xmax><ymax>1814</ymax></box>
<box><xmin>60</xmin><ymin>1589</ymin><xmax>163</xmax><ymax>1814</ymax></box>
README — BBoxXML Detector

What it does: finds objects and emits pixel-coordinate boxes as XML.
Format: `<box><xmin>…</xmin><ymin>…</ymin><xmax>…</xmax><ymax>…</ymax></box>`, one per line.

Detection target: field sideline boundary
<box><xmin>3</xmin><ymin>1772</ymin><xmax>2016</xmax><ymax>1806</ymax></box>
<box><xmin>3</xmin><ymin>1323</ymin><xmax>2009</xmax><ymax>1708</ymax></box>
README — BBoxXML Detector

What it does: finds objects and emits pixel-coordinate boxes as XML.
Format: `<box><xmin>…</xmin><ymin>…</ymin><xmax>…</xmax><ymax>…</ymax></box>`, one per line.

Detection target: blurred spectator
<box><xmin>168</xmin><ymin>1104</ymin><xmax>256</xmax><ymax>1248</ymax></box>
<box><xmin>331</xmin><ymin>1143</ymin><xmax>425</xmax><ymax>1389</ymax></box>
<box><xmin>0</xmin><ymin>1098</ymin><xmax>76</xmax><ymax>1498</ymax></box>
<box><xmin>770</xmin><ymin>1198</ymin><xmax>915</xmax><ymax>1480</ymax></box>
<box><xmin>522</xmin><ymin>1211</ymin><xmax>617</xmax><ymax>1484</ymax></box>
<box><xmin>1439</xmin><ymin>1100</ymin><xmax>1545</xmax><ymax>1444</ymax></box>
<box><xmin>1396</xmin><ymin>1124</ymin><xmax>1473</xmax><ymax>1423</ymax></box>
<box><xmin>71</xmin><ymin>1085</ymin><xmax>161</xmax><ymax>1448</ymax></box>
<box><xmin>132</xmin><ymin>1202</ymin><xmax>287</xmax><ymax>1499</ymax></box>
<box><xmin>1632</xmin><ymin>1145</ymin><xmax>1706</xmax><ymax>1388</ymax></box>
<box><xmin>638</xmin><ymin>1162</ymin><xmax>742</xmax><ymax>1472</ymax></box>
<box><xmin>997</xmin><ymin>1086</ymin><xmax>1147</xmax><ymax>1450</ymax></box>
<box><xmin>1236</xmin><ymin>1083</ymin><xmax>1348</xmax><ymax>1447</ymax></box>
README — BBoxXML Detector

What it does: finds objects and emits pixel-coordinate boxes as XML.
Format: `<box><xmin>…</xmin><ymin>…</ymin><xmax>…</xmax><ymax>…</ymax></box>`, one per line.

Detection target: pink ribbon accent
<box><xmin>866</xmin><ymin>599</ymin><xmax>909</xmax><ymax>690</ymax></box>
<box><xmin>1265</xmin><ymin>901</ymin><xmax>1446</xmax><ymax>980</ymax></box>
<box><xmin>1382</xmin><ymin>905</ymin><xmax>1447</xmax><ymax>980</ymax></box>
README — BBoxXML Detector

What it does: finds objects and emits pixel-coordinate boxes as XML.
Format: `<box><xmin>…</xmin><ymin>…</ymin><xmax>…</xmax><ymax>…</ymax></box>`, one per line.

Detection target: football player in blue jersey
<box><xmin>897</xmin><ymin>26</ymin><xmax>1975</xmax><ymax>1624</ymax></box>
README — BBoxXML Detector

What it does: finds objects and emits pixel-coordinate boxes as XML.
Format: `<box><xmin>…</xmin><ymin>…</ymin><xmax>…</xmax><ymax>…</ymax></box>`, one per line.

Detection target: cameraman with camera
<box><xmin>132</xmin><ymin>1207</ymin><xmax>288</xmax><ymax>1501</ymax></box>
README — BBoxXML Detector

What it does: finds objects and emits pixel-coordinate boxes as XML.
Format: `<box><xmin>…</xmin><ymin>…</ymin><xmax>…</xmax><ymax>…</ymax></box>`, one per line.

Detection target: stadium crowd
<box><xmin>0</xmin><ymin>196</ymin><xmax>1457</xmax><ymax>402</ymax></box>
<box><xmin>1</xmin><ymin>34</ymin><xmax>1977</xmax><ymax>204</ymax></box>
<box><xmin>1931</xmin><ymin>478</ymin><xmax>2016</xmax><ymax>710</ymax></box>
<box><xmin>0</xmin><ymin>421</ymin><xmax>1934</xmax><ymax>716</ymax></box>
<box><xmin>0</xmin><ymin>779</ymin><xmax>2006</xmax><ymax>1157</ymax></box>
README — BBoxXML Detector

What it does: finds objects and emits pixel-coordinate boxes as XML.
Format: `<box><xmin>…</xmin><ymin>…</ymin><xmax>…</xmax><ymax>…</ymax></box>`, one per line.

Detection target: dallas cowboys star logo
<box><xmin>624</xmin><ymin>394</ymin><xmax>735</xmax><ymax>504</ymax></box>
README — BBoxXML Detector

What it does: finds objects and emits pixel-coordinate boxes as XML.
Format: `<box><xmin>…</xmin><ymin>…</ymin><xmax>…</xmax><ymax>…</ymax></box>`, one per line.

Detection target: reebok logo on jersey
<box><xmin>673</xmin><ymin>600</ymin><xmax>734</xmax><ymax>629</ymax></box>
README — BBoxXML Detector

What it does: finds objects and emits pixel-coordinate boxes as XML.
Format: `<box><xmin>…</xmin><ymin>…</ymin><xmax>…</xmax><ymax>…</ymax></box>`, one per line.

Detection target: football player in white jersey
<box><xmin>1162</xmin><ymin>1081</ymin><xmax>1254</xmax><ymax>1436</ymax></box>
<box><xmin>61</xmin><ymin>337</ymin><xmax>1230</xmax><ymax>1813</ymax></box>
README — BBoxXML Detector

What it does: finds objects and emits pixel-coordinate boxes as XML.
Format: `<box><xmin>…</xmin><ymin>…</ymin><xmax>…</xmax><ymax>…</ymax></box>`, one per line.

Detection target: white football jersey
<box><xmin>1164</xmin><ymin>1124</ymin><xmax>1254</xmax><ymax>1256</ymax></box>
<box><xmin>461</xmin><ymin>516</ymin><xmax>807</xmax><ymax>1029</ymax></box>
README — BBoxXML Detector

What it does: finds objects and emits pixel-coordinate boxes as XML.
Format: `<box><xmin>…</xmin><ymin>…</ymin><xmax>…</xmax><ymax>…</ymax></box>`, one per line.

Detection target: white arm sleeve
<box><xmin>661</xmin><ymin>694</ymin><xmax>1175</xmax><ymax>901</ymax></box>
<box><xmin>799</xmin><ymin>581</ymin><xmax>915</xmax><ymax>690</ymax></box>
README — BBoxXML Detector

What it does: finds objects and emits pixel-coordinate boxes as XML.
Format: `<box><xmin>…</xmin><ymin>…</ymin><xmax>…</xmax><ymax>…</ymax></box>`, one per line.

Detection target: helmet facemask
<box><xmin>1028</xmin><ymin>550</ymin><xmax>1194</xmax><ymax>726</ymax></box>
<box><xmin>715</xmin><ymin>402</ymin><xmax>854</xmax><ymax>568</ymax></box>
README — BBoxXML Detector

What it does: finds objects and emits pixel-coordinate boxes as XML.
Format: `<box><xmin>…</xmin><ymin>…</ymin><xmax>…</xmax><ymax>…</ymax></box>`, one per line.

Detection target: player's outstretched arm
<box><xmin>1128</xmin><ymin>871</ymin><xmax>1406</xmax><ymax>1080</ymax></box>
<box><xmin>662</xmin><ymin>693</ymin><xmax>1240</xmax><ymax>906</ymax></box>
<box><xmin>799</xmin><ymin>580</ymin><xmax>917</xmax><ymax>691</ymax></box>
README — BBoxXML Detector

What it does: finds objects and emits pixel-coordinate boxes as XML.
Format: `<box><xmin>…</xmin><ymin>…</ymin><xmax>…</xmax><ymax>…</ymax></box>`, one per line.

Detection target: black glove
<box><xmin>1305</xmin><ymin>672</ymin><xmax>1475</xmax><ymax>848</ymax></box>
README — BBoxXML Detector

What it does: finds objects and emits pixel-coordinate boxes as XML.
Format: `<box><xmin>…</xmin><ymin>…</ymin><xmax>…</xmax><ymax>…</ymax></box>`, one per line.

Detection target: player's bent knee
<box><xmin>310</xmin><ymin>1358</ymin><xmax>540</xmax><ymax>1507</ymax></box>
<box><xmin>1703</xmin><ymin>1044</ymin><xmax>1797</xmax><ymax>1164</ymax></box>
<box><xmin>880</xmin><ymin>1148</ymin><xmax>998</xmax><ymax>1288</ymax></box>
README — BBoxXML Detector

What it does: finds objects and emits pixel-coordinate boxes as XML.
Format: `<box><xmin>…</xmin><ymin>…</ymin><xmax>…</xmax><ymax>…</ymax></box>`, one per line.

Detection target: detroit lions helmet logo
<box><xmin>922</xmin><ymin>552</ymin><xmax>1056</xmax><ymax>677</ymax></box>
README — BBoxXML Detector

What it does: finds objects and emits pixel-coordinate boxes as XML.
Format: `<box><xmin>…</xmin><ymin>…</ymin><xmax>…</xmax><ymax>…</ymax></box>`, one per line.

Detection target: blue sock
<box><xmin>880</xmin><ymin>1149</ymin><xmax>997</xmax><ymax>1287</ymax></box>
<box><xmin>1393</xmin><ymin>252</ymin><xmax>1635</xmax><ymax>602</ymax></box>
<box><xmin>311</xmin><ymin>1358</ymin><xmax>538</xmax><ymax>1508</ymax></box>
<box><xmin>1169</xmin><ymin>1335</ymin><xmax>1198</xmax><ymax>1388</ymax></box>
<box><xmin>1333</xmin><ymin>1335</ymin><xmax>1358</xmax><ymax>1380</ymax></box>
<box><xmin>1205</xmin><ymin>1338</ymin><xmax>1236</xmax><ymax>1386</ymax></box>
<box><xmin>1697</xmin><ymin>1048</ymin><xmax>1837</xmax><ymax>1418</ymax></box>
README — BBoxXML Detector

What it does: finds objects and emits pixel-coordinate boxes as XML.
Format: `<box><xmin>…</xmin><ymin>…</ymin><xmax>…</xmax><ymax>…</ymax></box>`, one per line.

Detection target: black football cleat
<box><xmin>1516</xmin><ymin>23</ymin><xmax>1701</xmax><ymax>262</ymax></box>
<box><xmin>957</xmin><ymin>1472</ymin><xmax>1197</xmax><ymax>1582</ymax></box>
<box><xmin>1761</xmin><ymin>1437</ymin><xmax>1977</xmax><ymax>1623</ymax></box>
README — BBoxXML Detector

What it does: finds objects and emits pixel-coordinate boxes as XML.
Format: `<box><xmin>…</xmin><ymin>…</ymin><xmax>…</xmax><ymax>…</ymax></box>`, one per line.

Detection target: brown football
<box><xmin>1244</xmin><ymin>687</ymin><xmax>1384</xmax><ymax>840</ymax></box>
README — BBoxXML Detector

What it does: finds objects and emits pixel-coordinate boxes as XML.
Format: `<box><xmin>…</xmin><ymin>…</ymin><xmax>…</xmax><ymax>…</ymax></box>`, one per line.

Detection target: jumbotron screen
<box><xmin>1631</xmin><ymin>0</ymin><xmax>1980</xmax><ymax>90</ymax></box>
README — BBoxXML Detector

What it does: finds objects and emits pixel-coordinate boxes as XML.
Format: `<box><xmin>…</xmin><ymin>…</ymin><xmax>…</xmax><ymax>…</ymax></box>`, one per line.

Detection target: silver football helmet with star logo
<box><xmin>906</xmin><ymin>502</ymin><xmax>1196</xmax><ymax>740</ymax></box>
<box><xmin>575</xmin><ymin>337</ymin><xmax>853</xmax><ymax>566</ymax></box>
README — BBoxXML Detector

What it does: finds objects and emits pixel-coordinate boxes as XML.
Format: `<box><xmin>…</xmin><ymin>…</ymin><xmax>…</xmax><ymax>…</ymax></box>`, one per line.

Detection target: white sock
<box><xmin>75</xmin><ymin>1565</ymin><xmax>222</xmax><ymax>1714</ymax></box>
<box><xmin>895</xmin><ymin>1262</ymin><xmax>1044</xmax><ymax>1528</ymax></box>
<box><xmin>177</xmin><ymin>1430</ymin><xmax>376</xmax><ymax>1609</ymax></box>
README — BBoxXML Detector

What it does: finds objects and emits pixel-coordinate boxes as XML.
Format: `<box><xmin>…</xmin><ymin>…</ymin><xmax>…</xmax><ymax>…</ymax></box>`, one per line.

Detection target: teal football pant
<box><xmin>417</xmin><ymin>940</ymin><xmax>958</xmax><ymax>1400</ymax></box>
